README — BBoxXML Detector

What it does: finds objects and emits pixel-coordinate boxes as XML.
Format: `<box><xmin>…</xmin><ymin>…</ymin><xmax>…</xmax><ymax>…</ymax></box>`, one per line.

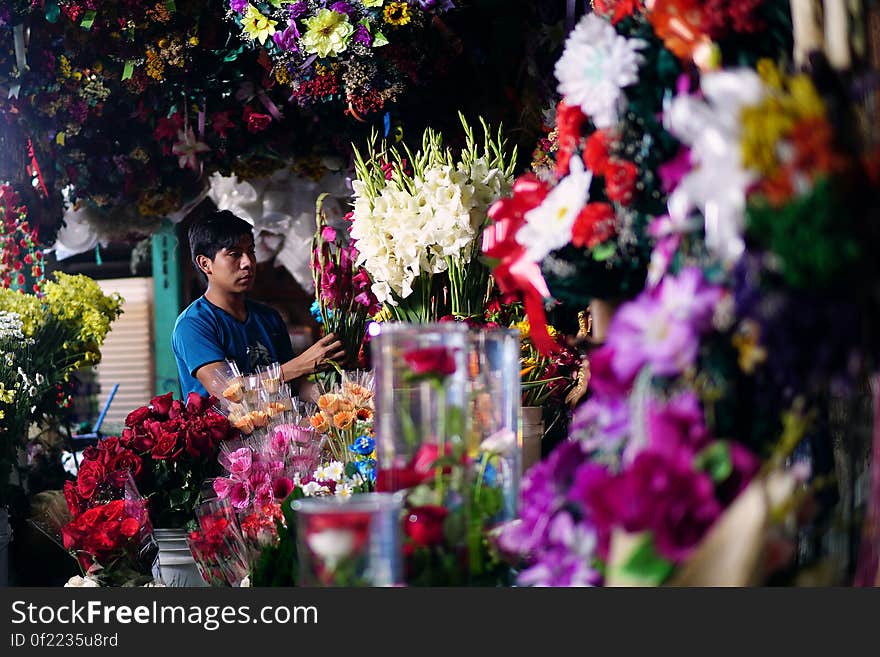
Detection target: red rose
<box><xmin>605</xmin><ymin>158</ymin><xmax>638</xmax><ymax>205</ymax></box>
<box><xmin>125</xmin><ymin>405</ymin><xmax>151</xmax><ymax>428</ymax></box>
<box><xmin>375</xmin><ymin>467</ymin><xmax>429</xmax><ymax>492</ymax></box>
<box><xmin>402</xmin><ymin>346</ymin><xmax>458</xmax><ymax>378</ymax></box>
<box><xmin>81</xmin><ymin>445</ymin><xmax>101</xmax><ymax>463</ymax></box>
<box><xmin>186</xmin><ymin>392</ymin><xmax>209</xmax><ymax>415</ymax></box>
<box><xmin>76</xmin><ymin>460</ymin><xmax>106</xmax><ymax>499</ymax></box>
<box><xmin>151</xmin><ymin>431</ymin><xmax>181</xmax><ymax>460</ymax></box>
<box><xmin>110</xmin><ymin>450</ymin><xmax>143</xmax><ymax>480</ymax></box>
<box><xmin>571</xmin><ymin>202</ymin><xmax>617</xmax><ymax>248</ymax></box>
<box><xmin>150</xmin><ymin>392</ymin><xmax>174</xmax><ymax>417</ymax></box>
<box><xmin>63</xmin><ymin>481</ymin><xmax>85</xmax><ymax>518</ymax></box>
<box><xmin>243</xmin><ymin>106</ymin><xmax>272</xmax><ymax>133</ymax></box>
<box><xmin>168</xmin><ymin>399</ymin><xmax>185</xmax><ymax>420</ymax></box>
<box><xmin>119</xmin><ymin>517</ymin><xmax>141</xmax><ymax>538</ymax></box>
<box><xmin>404</xmin><ymin>505</ymin><xmax>449</xmax><ymax>547</ymax></box>
<box><xmin>592</xmin><ymin>0</ymin><xmax>642</xmax><ymax>24</ymax></box>
<box><xmin>129</xmin><ymin>427</ymin><xmax>155</xmax><ymax>452</ymax></box>
<box><xmin>584</xmin><ymin>130</ymin><xmax>614</xmax><ymax>176</ymax></box>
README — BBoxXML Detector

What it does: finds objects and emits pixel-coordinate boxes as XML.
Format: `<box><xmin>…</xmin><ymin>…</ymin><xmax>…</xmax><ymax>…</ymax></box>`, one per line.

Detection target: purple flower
<box><xmin>352</xmin><ymin>23</ymin><xmax>372</xmax><ymax>47</ymax></box>
<box><xmin>715</xmin><ymin>441</ymin><xmax>760</xmax><ymax>506</ymax></box>
<box><xmin>229</xmin><ymin>0</ymin><xmax>248</xmax><ymax>13</ymax></box>
<box><xmin>329</xmin><ymin>1</ymin><xmax>356</xmax><ymax>18</ymax></box>
<box><xmin>409</xmin><ymin>0</ymin><xmax>455</xmax><ymax>11</ymax></box>
<box><xmin>570</xmin><ymin>395</ymin><xmax>630</xmax><ymax>452</ymax></box>
<box><xmin>608</xmin><ymin>296</ymin><xmax>700</xmax><ymax>380</ymax></box>
<box><xmin>657</xmin><ymin>266</ymin><xmax>722</xmax><ymax>331</ymax></box>
<box><xmin>614</xmin><ymin>450</ymin><xmax>721</xmax><ymax>561</ymax></box>
<box><xmin>586</xmin><ymin>345</ymin><xmax>633</xmax><ymax>398</ymax></box>
<box><xmin>646</xmin><ymin>391</ymin><xmax>710</xmax><ymax>458</ymax></box>
<box><xmin>273</xmin><ymin>22</ymin><xmax>300</xmax><ymax>52</ymax></box>
<box><xmin>288</xmin><ymin>0</ymin><xmax>309</xmax><ymax>18</ymax></box>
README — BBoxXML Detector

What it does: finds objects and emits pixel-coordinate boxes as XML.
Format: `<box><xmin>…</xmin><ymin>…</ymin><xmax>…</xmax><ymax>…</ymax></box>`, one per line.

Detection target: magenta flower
<box><xmin>272</xmin><ymin>477</ymin><xmax>295</xmax><ymax>501</ymax></box>
<box><xmin>225</xmin><ymin>447</ymin><xmax>252</xmax><ymax>476</ymax></box>
<box><xmin>229</xmin><ymin>482</ymin><xmax>251</xmax><ymax>510</ymax></box>
<box><xmin>212</xmin><ymin>477</ymin><xmax>234</xmax><ymax>500</ymax></box>
<box><xmin>570</xmin><ymin>395</ymin><xmax>630</xmax><ymax>452</ymax></box>
<box><xmin>229</xmin><ymin>0</ymin><xmax>248</xmax><ymax>13</ymax></box>
<box><xmin>272</xmin><ymin>22</ymin><xmax>301</xmax><ymax>52</ymax></box>
<box><xmin>352</xmin><ymin>24</ymin><xmax>372</xmax><ymax>47</ymax></box>
<box><xmin>645</xmin><ymin>391</ymin><xmax>710</xmax><ymax>458</ymax></box>
<box><xmin>321</xmin><ymin>225</ymin><xmax>337</xmax><ymax>242</ymax></box>
<box><xmin>657</xmin><ymin>266</ymin><xmax>722</xmax><ymax>331</ymax></box>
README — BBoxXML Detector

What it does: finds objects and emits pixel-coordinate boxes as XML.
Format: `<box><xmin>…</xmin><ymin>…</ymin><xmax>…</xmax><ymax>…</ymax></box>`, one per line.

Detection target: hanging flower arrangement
<box><xmin>227</xmin><ymin>0</ymin><xmax>458</xmax><ymax>120</ymax></box>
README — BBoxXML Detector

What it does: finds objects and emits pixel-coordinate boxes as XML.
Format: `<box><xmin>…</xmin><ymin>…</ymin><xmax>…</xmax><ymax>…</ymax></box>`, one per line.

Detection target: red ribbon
<box><xmin>483</xmin><ymin>175</ymin><xmax>561</xmax><ymax>356</ymax></box>
<box><xmin>26</xmin><ymin>138</ymin><xmax>48</xmax><ymax>198</ymax></box>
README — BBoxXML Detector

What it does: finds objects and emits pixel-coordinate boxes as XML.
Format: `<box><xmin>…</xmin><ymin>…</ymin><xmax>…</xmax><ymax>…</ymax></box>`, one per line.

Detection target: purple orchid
<box><xmin>329</xmin><ymin>1</ymin><xmax>356</xmax><ymax>18</ymax></box>
<box><xmin>288</xmin><ymin>1</ymin><xmax>309</xmax><ymax>19</ymax></box>
<box><xmin>352</xmin><ymin>23</ymin><xmax>373</xmax><ymax>47</ymax></box>
<box><xmin>273</xmin><ymin>21</ymin><xmax>301</xmax><ymax>52</ymax></box>
<box><xmin>229</xmin><ymin>0</ymin><xmax>248</xmax><ymax>13</ymax></box>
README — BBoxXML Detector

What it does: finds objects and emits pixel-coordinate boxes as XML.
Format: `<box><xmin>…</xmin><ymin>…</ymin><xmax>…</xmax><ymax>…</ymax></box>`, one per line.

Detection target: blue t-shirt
<box><xmin>172</xmin><ymin>296</ymin><xmax>294</xmax><ymax>397</ymax></box>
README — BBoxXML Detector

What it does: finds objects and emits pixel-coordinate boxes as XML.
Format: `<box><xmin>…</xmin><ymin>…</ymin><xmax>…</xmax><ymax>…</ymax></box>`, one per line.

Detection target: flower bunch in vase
<box><xmin>372</xmin><ymin>323</ymin><xmax>511</xmax><ymax>585</ymax></box>
<box><xmin>312</xmin><ymin>196</ymin><xmax>380</xmax><ymax>372</ymax></box>
<box><xmin>117</xmin><ymin>392</ymin><xmax>238</xmax><ymax>528</ymax></box>
<box><xmin>350</xmin><ymin>114</ymin><xmax>516</xmax><ymax>322</ymax></box>
<box><xmin>187</xmin><ymin>498</ymin><xmax>251</xmax><ymax>587</ymax></box>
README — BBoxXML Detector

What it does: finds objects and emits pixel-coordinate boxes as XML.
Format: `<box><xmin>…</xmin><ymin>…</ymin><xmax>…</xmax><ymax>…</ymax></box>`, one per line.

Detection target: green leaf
<box><xmin>373</xmin><ymin>31</ymin><xmax>389</xmax><ymax>47</ymax></box>
<box><xmin>619</xmin><ymin>534</ymin><xmax>675</xmax><ymax>585</ymax></box>
<box><xmin>80</xmin><ymin>9</ymin><xmax>96</xmax><ymax>30</ymax></box>
<box><xmin>121</xmin><ymin>61</ymin><xmax>134</xmax><ymax>81</ymax></box>
<box><xmin>591</xmin><ymin>242</ymin><xmax>617</xmax><ymax>262</ymax></box>
<box><xmin>694</xmin><ymin>441</ymin><xmax>733</xmax><ymax>483</ymax></box>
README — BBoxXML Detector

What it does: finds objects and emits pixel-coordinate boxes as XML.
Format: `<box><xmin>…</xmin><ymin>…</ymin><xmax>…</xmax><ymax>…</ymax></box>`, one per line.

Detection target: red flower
<box><xmin>375</xmin><ymin>467</ymin><xmax>429</xmax><ymax>492</ymax></box>
<box><xmin>555</xmin><ymin>101</ymin><xmax>587</xmax><ymax>177</ymax></box>
<box><xmin>63</xmin><ymin>480</ymin><xmax>85</xmax><ymax>518</ymax></box>
<box><xmin>243</xmin><ymin>106</ymin><xmax>272</xmax><ymax>133</ymax></box>
<box><xmin>151</xmin><ymin>431</ymin><xmax>181</xmax><ymax>460</ymax></box>
<box><xmin>571</xmin><ymin>203</ymin><xmax>617</xmax><ymax>248</ymax></box>
<box><xmin>149</xmin><ymin>392</ymin><xmax>174</xmax><ymax>417</ymax></box>
<box><xmin>605</xmin><ymin>158</ymin><xmax>638</xmax><ymax>205</ymax></box>
<box><xmin>210</xmin><ymin>110</ymin><xmax>235</xmax><ymax>138</ymax></box>
<box><xmin>76</xmin><ymin>460</ymin><xmax>106</xmax><ymax>500</ymax></box>
<box><xmin>404</xmin><ymin>505</ymin><xmax>449</xmax><ymax>547</ymax></box>
<box><xmin>185</xmin><ymin>392</ymin><xmax>210</xmax><ymax>415</ymax></box>
<box><xmin>110</xmin><ymin>451</ymin><xmax>143</xmax><ymax>481</ymax></box>
<box><xmin>584</xmin><ymin>130</ymin><xmax>614</xmax><ymax>176</ymax></box>
<box><xmin>592</xmin><ymin>0</ymin><xmax>643</xmax><ymax>24</ymax></box>
<box><xmin>403</xmin><ymin>347</ymin><xmax>457</xmax><ymax>378</ymax></box>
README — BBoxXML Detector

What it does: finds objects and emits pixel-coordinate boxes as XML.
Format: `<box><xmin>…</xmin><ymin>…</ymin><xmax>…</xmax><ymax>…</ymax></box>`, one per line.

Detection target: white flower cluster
<box><xmin>350</xmin><ymin>154</ymin><xmax>510</xmax><ymax>306</ymax></box>
<box><xmin>299</xmin><ymin>460</ymin><xmax>365</xmax><ymax>498</ymax></box>
<box><xmin>0</xmin><ymin>311</ymin><xmax>24</xmax><ymax>341</ymax></box>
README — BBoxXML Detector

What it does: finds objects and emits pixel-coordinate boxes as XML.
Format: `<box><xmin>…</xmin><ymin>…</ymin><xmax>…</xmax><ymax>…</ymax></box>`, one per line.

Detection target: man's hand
<box><xmin>282</xmin><ymin>333</ymin><xmax>346</xmax><ymax>381</ymax></box>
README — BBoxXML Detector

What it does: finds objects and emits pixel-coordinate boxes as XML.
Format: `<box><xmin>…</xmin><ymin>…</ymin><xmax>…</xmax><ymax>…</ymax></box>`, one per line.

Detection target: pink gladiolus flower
<box><xmin>321</xmin><ymin>226</ymin><xmax>337</xmax><ymax>242</ymax></box>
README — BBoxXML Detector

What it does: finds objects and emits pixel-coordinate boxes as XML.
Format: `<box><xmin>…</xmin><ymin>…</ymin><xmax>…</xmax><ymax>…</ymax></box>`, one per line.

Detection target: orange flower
<box><xmin>333</xmin><ymin>411</ymin><xmax>355</xmax><ymax>430</ymax></box>
<box><xmin>356</xmin><ymin>407</ymin><xmax>373</xmax><ymax>422</ymax></box>
<box><xmin>336</xmin><ymin>398</ymin><xmax>355</xmax><ymax>414</ymax></box>
<box><xmin>309</xmin><ymin>413</ymin><xmax>330</xmax><ymax>433</ymax></box>
<box><xmin>317</xmin><ymin>393</ymin><xmax>340</xmax><ymax>414</ymax></box>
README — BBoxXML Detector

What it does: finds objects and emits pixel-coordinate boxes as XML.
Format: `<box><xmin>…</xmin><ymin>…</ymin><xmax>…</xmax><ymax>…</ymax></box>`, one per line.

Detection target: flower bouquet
<box><xmin>311</xmin><ymin>196</ymin><xmax>380</xmax><ymax>372</ymax></box>
<box><xmin>483</xmin><ymin>4</ymin><xmax>792</xmax><ymax>356</ymax></box>
<box><xmin>33</xmin><ymin>472</ymin><xmax>158</xmax><ymax>587</ymax></box>
<box><xmin>307</xmin><ymin>370</ymin><xmax>375</xmax><ymax>464</ymax></box>
<box><xmin>114</xmin><ymin>392</ymin><xmax>238</xmax><ymax>528</ymax></box>
<box><xmin>349</xmin><ymin>113</ymin><xmax>515</xmax><ymax>321</ymax></box>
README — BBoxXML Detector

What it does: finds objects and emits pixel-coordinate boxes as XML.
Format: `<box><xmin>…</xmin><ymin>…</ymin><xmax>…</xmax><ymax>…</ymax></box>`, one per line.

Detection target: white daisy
<box><xmin>335</xmin><ymin>482</ymin><xmax>354</xmax><ymax>499</ymax></box>
<box><xmin>326</xmin><ymin>461</ymin><xmax>345</xmax><ymax>482</ymax></box>
<box><xmin>554</xmin><ymin>13</ymin><xmax>646</xmax><ymax>129</ymax></box>
<box><xmin>302</xmin><ymin>481</ymin><xmax>327</xmax><ymax>497</ymax></box>
<box><xmin>516</xmin><ymin>155</ymin><xmax>593</xmax><ymax>262</ymax></box>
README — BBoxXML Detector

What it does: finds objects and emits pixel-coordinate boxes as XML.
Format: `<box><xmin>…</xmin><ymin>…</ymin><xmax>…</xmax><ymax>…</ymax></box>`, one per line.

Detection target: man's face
<box><xmin>201</xmin><ymin>234</ymin><xmax>257</xmax><ymax>293</ymax></box>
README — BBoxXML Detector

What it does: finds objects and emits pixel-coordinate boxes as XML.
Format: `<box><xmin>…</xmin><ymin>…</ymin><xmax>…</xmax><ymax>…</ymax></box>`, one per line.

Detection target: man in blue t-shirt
<box><xmin>172</xmin><ymin>210</ymin><xmax>344</xmax><ymax>397</ymax></box>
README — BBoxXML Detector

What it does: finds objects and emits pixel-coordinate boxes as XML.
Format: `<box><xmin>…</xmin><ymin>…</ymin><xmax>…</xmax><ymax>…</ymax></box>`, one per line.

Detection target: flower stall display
<box><xmin>227</xmin><ymin>0</ymin><xmax>458</xmax><ymax>120</ymax></box>
<box><xmin>483</xmin><ymin>3</ymin><xmax>794</xmax><ymax>356</ymax></box>
<box><xmin>0</xmin><ymin>266</ymin><xmax>122</xmax><ymax>509</ymax></box>
<box><xmin>349</xmin><ymin>114</ymin><xmax>516</xmax><ymax>322</ymax></box>
<box><xmin>497</xmin><ymin>48</ymin><xmax>880</xmax><ymax>587</ymax></box>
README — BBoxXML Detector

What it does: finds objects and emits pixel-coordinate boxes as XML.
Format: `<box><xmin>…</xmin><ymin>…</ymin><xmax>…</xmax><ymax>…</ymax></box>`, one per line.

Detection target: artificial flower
<box><xmin>242</xmin><ymin>4</ymin><xmax>278</xmax><ymax>45</ymax></box>
<box><xmin>171</xmin><ymin>128</ymin><xmax>210</xmax><ymax>172</ymax></box>
<box><xmin>301</xmin><ymin>9</ymin><xmax>355</xmax><ymax>58</ymax></box>
<box><xmin>554</xmin><ymin>13</ymin><xmax>646</xmax><ymax>129</ymax></box>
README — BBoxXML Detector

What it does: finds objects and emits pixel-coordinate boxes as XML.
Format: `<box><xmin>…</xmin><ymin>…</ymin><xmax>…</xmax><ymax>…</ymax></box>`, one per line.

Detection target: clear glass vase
<box><xmin>469</xmin><ymin>328</ymin><xmax>521</xmax><ymax>525</ymax></box>
<box><xmin>372</xmin><ymin>322</ymin><xmax>470</xmax><ymax>494</ymax></box>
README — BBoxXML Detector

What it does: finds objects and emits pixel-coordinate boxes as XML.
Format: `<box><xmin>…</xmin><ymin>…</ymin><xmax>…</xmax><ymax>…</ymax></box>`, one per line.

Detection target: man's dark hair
<box><xmin>188</xmin><ymin>209</ymin><xmax>254</xmax><ymax>272</ymax></box>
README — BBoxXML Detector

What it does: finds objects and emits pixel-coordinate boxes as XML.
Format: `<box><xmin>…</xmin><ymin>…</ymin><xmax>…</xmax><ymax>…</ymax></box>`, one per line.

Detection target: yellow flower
<box><xmin>242</xmin><ymin>4</ymin><xmax>278</xmax><ymax>45</ymax></box>
<box><xmin>0</xmin><ymin>383</ymin><xmax>15</xmax><ymax>404</ymax></box>
<box><xmin>383</xmin><ymin>1</ymin><xmax>411</xmax><ymax>26</ymax></box>
<box><xmin>301</xmin><ymin>9</ymin><xmax>354</xmax><ymax>58</ymax></box>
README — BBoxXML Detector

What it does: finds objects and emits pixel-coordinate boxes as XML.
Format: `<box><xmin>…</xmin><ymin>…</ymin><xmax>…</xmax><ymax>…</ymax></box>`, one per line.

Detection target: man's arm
<box><xmin>194</xmin><ymin>361</ymin><xmax>237</xmax><ymax>400</ymax></box>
